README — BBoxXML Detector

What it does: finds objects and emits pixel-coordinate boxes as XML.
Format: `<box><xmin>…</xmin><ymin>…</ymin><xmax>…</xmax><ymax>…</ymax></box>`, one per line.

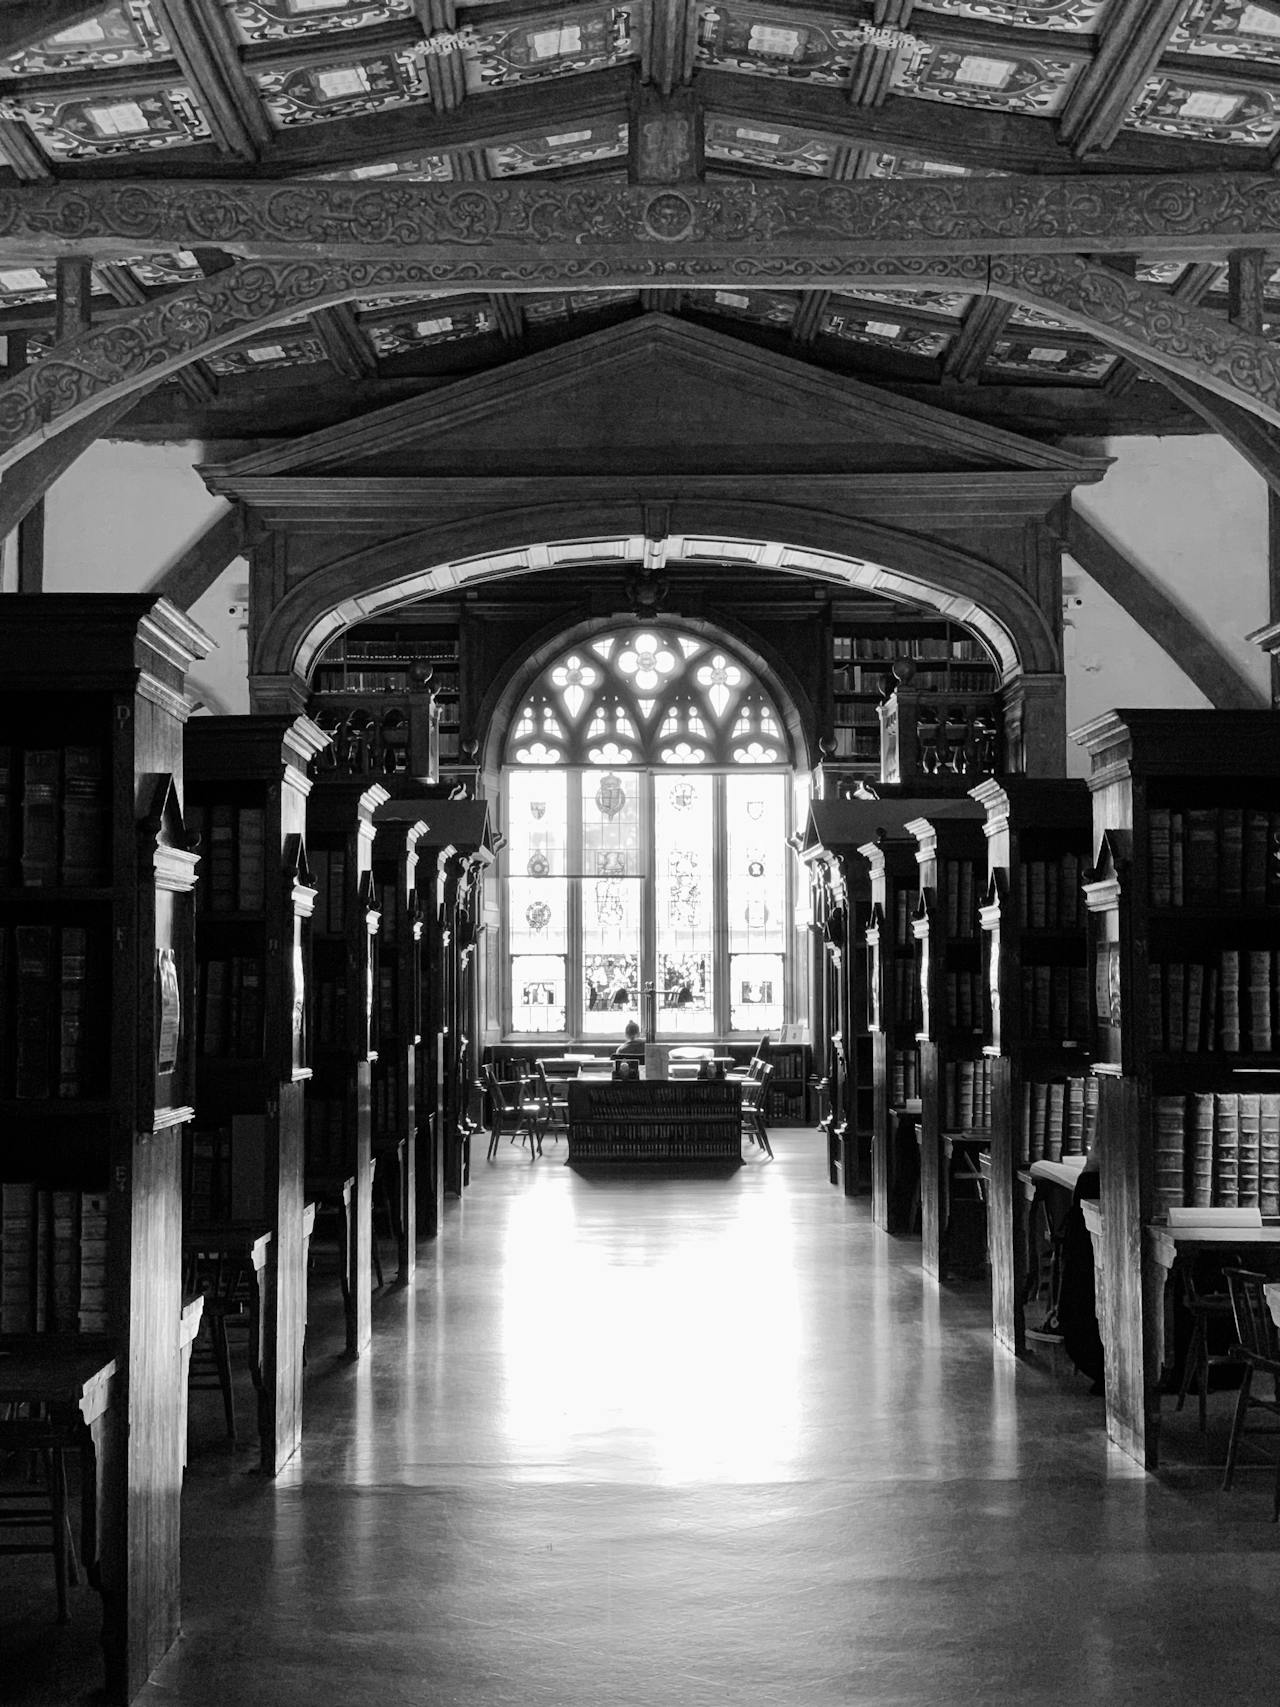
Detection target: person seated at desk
<box><xmin>613</xmin><ymin>1020</ymin><xmax>645</xmax><ymax>1062</ymax></box>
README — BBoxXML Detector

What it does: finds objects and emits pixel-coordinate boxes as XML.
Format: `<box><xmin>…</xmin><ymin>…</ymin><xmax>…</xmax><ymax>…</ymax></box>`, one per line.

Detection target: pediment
<box><xmin>202</xmin><ymin>317</ymin><xmax>1109</xmax><ymax>488</ymax></box>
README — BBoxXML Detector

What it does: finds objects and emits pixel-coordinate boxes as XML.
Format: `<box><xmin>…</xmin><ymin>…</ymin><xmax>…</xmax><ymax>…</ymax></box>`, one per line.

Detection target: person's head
<box><xmin>624</xmin><ymin>1020</ymin><xmax>641</xmax><ymax>1042</ymax></box>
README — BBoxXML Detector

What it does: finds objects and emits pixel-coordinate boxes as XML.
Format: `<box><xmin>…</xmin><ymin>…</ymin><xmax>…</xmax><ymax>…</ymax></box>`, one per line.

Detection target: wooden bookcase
<box><xmin>831</xmin><ymin>620</ymin><xmax>998</xmax><ymax>771</ymax></box>
<box><xmin>184</xmin><ymin>714</ymin><xmax>326</xmax><ymax>1475</ymax></box>
<box><xmin>371</xmin><ymin>809</ymin><xmax>428</xmax><ymax>1285</ymax></box>
<box><xmin>1074</xmin><ymin>710</ymin><xmax>1280</xmax><ymax>1469</ymax></box>
<box><xmin>379</xmin><ymin>798</ymin><xmax>495</xmax><ymax>1232</ymax></box>
<box><xmin>305</xmin><ymin>779</ymin><xmax>388</xmax><ymax>1357</ymax></box>
<box><xmin>862</xmin><ymin>831</ymin><xmax>923</xmax><ymax>1236</ymax></box>
<box><xmin>905</xmin><ymin>803</ymin><xmax>989</xmax><ymax>1281</ymax></box>
<box><xmin>0</xmin><ymin>594</ymin><xmax>209</xmax><ymax>1702</ymax></box>
<box><xmin>972</xmin><ymin>778</ymin><xmax>1093</xmax><ymax>1355</ymax></box>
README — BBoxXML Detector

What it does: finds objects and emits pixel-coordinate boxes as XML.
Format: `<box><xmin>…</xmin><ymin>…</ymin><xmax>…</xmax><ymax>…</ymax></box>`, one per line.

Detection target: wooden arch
<box><xmin>247</xmin><ymin>500</ymin><xmax>1062</xmax><ymax>703</ymax></box>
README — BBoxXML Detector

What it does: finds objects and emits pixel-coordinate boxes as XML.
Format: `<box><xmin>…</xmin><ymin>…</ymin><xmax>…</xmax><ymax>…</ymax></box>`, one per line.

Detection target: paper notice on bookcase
<box><xmin>1166</xmin><ymin>1206</ymin><xmax>1263</xmax><ymax>1228</ymax></box>
<box><xmin>156</xmin><ymin>946</ymin><xmax>180</xmax><ymax>1076</ymax></box>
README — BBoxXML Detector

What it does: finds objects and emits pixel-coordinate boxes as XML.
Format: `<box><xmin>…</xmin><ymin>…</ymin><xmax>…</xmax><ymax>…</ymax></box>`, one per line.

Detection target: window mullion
<box><xmin>642</xmin><ymin>770</ymin><xmax>655</xmax><ymax>1031</ymax></box>
<box><xmin>568</xmin><ymin>769</ymin><xmax>583</xmax><ymax>1039</ymax></box>
<box><xmin>712</xmin><ymin>772</ymin><xmax>728</xmax><ymax>1038</ymax></box>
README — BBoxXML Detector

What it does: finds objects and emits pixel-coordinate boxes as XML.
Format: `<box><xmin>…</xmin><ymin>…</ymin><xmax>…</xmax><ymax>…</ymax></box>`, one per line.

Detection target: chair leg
<box><xmin>487</xmin><ymin>1115</ymin><xmax>501</xmax><ymax>1160</ymax></box>
<box><xmin>1222</xmin><ymin>1364</ymin><xmax>1254</xmax><ymax>1491</ymax></box>
<box><xmin>1177</xmin><ymin>1315</ymin><xmax>1203</xmax><ymax>1413</ymax></box>
<box><xmin>48</xmin><ymin>1449</ymin><xmax>70</xmax><ymax>1625</ymax></box>
<box><xmin>212</xmin><ymin>1311</ymin><xmax>236</xmax><ymax>1443</ymax></box>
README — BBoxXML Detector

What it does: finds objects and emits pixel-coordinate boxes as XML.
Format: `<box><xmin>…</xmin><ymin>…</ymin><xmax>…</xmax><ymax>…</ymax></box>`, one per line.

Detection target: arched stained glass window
<box><xmin>504</xmin><ymin>625</ymin><xmax>792</xmax><ymax>768</ymax></box>
<box><xmin>503</xmin><ymin>626</ymin><xmax>796</xmax><ymax>1040</ymax></box>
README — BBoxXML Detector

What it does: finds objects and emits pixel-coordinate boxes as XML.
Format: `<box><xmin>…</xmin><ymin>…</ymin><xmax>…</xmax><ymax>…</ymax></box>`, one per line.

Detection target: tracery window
<box><xmin>503</xmin><ymin>626</ymin><xmax>793</xmax><ymax>1038</ymax></box>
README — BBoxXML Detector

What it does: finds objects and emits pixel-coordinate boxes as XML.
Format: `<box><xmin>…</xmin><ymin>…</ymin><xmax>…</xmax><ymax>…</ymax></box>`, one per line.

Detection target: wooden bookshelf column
<box><xmin>862</xmin><ymin>830</ymin><xmax>923</xmax><ymax>1236</ymax></box>
<box><xmin>971</xmin><ymin>778</ymin><xmax>1092</xmax><ymax>1356</ymax></box>
<box><xmin>184</xmin><ymin>714</ymin><xmax>327</xmax><ymax>1475</ymax></box>
<box><xmin>371</xmin><ymin>809</ymin><xmax>428</xmax><ymax>1284</ymax></box>
<box><xmin>306</xmin><ymin>779</ymin><xmax>388</xmax><ymax>1357</ymax></box>
<box><xmin>906</xmin><ymin>804</ymin><xmax>989</xmax><ymax>1282</ymax></box>
<box><xmin>1074</xmin><ymin>710</ymin><xmax>1280</xmax><ymax>1469</ymax></box>
<box><xmin>0</xmin><ymin>595</ymin><xmax>210</xmax><ymax>1703</ymax></box>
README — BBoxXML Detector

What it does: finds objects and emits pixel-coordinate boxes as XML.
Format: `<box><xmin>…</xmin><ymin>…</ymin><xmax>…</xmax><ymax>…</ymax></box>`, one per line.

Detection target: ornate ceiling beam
<box><xmin>1105</xmin><ymin>259</ymin><xmax>1220</xmax><ymax>398</ymax></box>
<box><xmin>0</xmin><ymin>246</ymin><xmax>1274</xmax><ymax>476</ymax></box>
<box><xmin>150</xmin><ymin>0</ymin><xmax>273</xmax><ymax>162</ymax></box>
<box><xmin>1123</xmin><ymin>351</ymin><xmax>1280</xmax><ymax>501</ymax></box>
<box><xmin>0</xmin><ymin>118</ymin><xmax>51</xmax><ymax>183</ymax></box>
<box><xmin>1056</xmin><ymin>0</ymin><xmax>1188</xmax><ymax>157</ymax></box>
<box><xmin>696</xmin><ymin>71</ymin><xmax>1262</xmax><ymax>176</ymax></box>
<box><xmin>641</xmin><ymin>0</ymin><xmax>696</xmax><ymax>96</ymax></box>
<box><xmin>8</xmin><ymin>174</ymin><xmax>1280</xmax><ymax>263</ymax></box>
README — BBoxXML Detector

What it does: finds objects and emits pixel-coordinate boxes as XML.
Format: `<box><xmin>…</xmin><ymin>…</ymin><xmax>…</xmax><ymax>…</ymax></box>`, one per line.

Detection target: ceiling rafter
<box><xmin>0</xmin><ymin>117</ymin><xmax>52</xmax><ymax>183</ymax></box>
<box><xmin>96</xmin><ymin>262</ymin><xmax>220</xmax><ymax>403</ymax></box>
<box><xmin>311</xmin><ymin>303</ymin><xmax>380</xmax><ymax>379</ymax></box>
<box><xmin>1057</xmin><ymin>0</ymin><xmax>1192</xmax><ymax>157</ymax></box>
<box><xmin>149</xmin><ymin>0</ymin><xmax>272</xmax><ymax>161</ymax></box>
<box><xmin>1105</xmin><ymin>261</ymin><xmax>1221</xmax><ymax>398</ymax></box>
<box><xmin>942</xmin><ymin>296</ymin><xmax>1013</xmax><ymax>385</ymax></box>
<box><xmin>0</xmin><ymin>248</ymin><xmax>1274</xmax><ymax>479</ymax></box>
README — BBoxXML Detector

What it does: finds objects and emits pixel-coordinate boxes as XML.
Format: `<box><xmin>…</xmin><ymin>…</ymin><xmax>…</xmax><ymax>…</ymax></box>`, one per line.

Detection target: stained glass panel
<box><xmin>580</xmin><ymin>768</ymin><xmax>642</xmax><ymax>1033</ymax></box>
<box><xmin>655</xmin><ymin>772</ymin><xmax>714</xmax><ymax>1035</ymax></box>
<box><xmin>511</xmin><ymin>954</ymin><xmax>566</xmax><ymax>1032</ymax></box>
<box><xmin>726</xmin><ymin>773</ymin><xmax>786</xmax><ymax>954</ymax></box>
<box><xmin>729</xmin><ymin>952</ymin><xmax>785</xmax><ymax>1032</ymax></box>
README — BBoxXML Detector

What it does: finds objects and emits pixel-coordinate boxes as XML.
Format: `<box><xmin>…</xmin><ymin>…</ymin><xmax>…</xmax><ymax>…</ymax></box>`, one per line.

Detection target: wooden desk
<box><xmin>0</xmin><ymin>1336</ymin><xmax>119</xmax><ymax>1677</ymax></box>
<box><xmin>567</xmin><ymin>1079</ymin><xmax>742</xmax><ymax>1169</ymax></box>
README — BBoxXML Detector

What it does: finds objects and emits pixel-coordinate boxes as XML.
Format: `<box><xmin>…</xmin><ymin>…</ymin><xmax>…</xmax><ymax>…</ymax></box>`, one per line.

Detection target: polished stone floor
<box><xmin>7</xmin><ymin>1130</ymin><xmax>1280</xmax><ymax>1705</ymax></box>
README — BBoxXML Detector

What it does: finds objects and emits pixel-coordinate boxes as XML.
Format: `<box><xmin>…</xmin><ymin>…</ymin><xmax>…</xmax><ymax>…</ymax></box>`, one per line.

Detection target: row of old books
<box><xmin>185</xmin><ymin>801</ymin><xmax>266</xmax><ymax>914</ymax></box>
<box><xmin>313</xmin><ymin>973</ymin><xmax>351</xmax><ymax>1050</ymax></box>
<box><xmin>1015</xmin><ymin>856</ymin><xmax>1086</xmax><ymax>930</ymax></box>
<box><xmin>371</xmin><ymin>1061</ymin><xmax>406</xmax><ymax>1141</ymax></box>
<box><xmin>309</xmin><ymin>846</ymin><xmax>350</xmax><ymax>937</ymax></box>
<box><xmin>766</xmin><ymin>1088</ymin><xmax>808</xmax><ymax>1123</ymax></box>
<box><xmin>0</xmin><ymin>1181</ymin><xmax>109</xmax><ymax>1333</ymax></box>
<box><xmin>1147</xmin><ymin>806</ymin><xmax>1280</xmax><ymax>909</ymax></box>
<box><xmin>940</xmin><ymin>859</ymin><xmax>979</xmax><ymax>939</ymax></box>
<box><xmin>1019</xmin><ymin>962</ymin><xmax>1091</xmax><ymax>1043</ymax></box>
<box><xmin>889</xmin><ymin>1046</ymin><xmax>921</xmax><ymax>1106</ymax></box>
<box><xmin>1018</xmin><ymin>1075</ymin><xmax>1098</xmax><ymax>1166</ymax></box>
<box><xmin>1148</xmin><ymin>949</ymin><xmax>1280</xmax><ymax>1053</ymax></box>
<box><xmin>0</xmin><ymin>743</ymin><xmax>111</xmax><ymax>888</ymax></box>
<box><xmin>1153</xmin><ymin>1091</ymin><xmax>1280</xmax><ymax>1216</ymax></box>
<box><xmin>305</xmin><ymin>1094</ymin><xmax>348</xmax><ymax>1175</ymax></box>
<box><xmin>198</xmin><ymin>955</ymin><xmax>265</xmax><ymax>1058</ymax></box>
<box><xmin>942</xmin><ymin>1057</ymin><xmax>992</xmax><ymax>1132</ymax></box>
<box><xmin>4</xmin><ymin>923</ymin><xmax>102</xmax><ymax>1100</ymax></box>
<box><xmin>890</xmin><ymin>886</ymin><xmax>917</xmax><ymax>950</ymax></box>
<box><xmin>891</xmin><ymin>960</ymin><xmax>920</xmax><ymax>1027</ymax></box>
<box><xmin>943</xmin><ymin>970</ymin><xmax>984</xmax><ymax>1031</ymax></box>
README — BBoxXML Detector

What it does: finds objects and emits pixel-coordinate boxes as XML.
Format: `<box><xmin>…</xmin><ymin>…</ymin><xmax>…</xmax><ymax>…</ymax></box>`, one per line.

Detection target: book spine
<box><xmin>1</xmin><ymin>1179</ymin><xmax>37</xmax><ymax>1332</ymax></box>
<box><xmin>14</xmin><ymin>922</ymin><xmax>55</xmax><ymax>1098</ymax></box>
<box><xmin>20</xmin><ymin>747</ymin><xmax>60</xmax><ymax>886</ymax></box>
<box><xmin>57</xmin><ymin>924</ymin><xmax>89</xmax><ymax>1097</ymax></box>
<box><xmin>60</xmin><ymin>743</ymin><xmax>110</xmax><ymax>885</ymax></box>
<box><xmin>78</xmin><ymin>1190</ymin><xmax>110</xmax><ymax>1333</ymax></box>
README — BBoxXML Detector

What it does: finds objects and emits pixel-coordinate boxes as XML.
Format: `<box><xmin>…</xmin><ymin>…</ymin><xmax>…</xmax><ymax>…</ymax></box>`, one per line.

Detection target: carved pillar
<box><xmin>1000</xmin><ymin>672</ymin><xmax>1067</xmax><ymax>777</ymax></box>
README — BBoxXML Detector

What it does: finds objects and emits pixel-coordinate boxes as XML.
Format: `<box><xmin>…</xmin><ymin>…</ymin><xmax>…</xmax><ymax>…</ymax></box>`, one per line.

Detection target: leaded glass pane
<box><xmin>726</xmin><ymin>773</ymin><xmax>786</xmax><ymax>955</ymax></box>
<box><xmin>729</xmin><ymin>952</ymin><xmax>784</xmax><ymax>1032</ymax></box>
<box><xmin>655</xmin><ymin>772</ymin><xmax>713</xmax><ymax>1035</ymax></box>
<box><xmin>580</xmin><ymin>769</ymin><xmax>643</xmax><ymax>1034</ymax></box>
<box><xmin>511</xmin><ymin>954</ymin><xmax>566</xmax><ymax>1032</ymax></box>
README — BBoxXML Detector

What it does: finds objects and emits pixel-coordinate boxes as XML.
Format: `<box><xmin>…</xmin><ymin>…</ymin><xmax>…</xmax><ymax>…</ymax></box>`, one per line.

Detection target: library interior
<box><xmin>5</xmin><ymin>1</ymin><xmax>1280</xmax><ymax>1703</ymax></box>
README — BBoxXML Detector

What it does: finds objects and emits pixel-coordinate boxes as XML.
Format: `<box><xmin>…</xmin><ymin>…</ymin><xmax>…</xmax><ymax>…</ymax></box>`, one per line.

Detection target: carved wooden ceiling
<box><xmin>6</xmin><ymin>0</ymin><xmax>1280</xmax><ymax>443</ymax></box>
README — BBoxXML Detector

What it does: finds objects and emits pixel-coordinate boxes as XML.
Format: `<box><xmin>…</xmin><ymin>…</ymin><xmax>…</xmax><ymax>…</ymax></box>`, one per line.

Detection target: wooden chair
<box><xmin>184</xmin><ymin>1247</ymin><xmax>258</xmax><ymax>1444</ymax></box>
<box><xmin>612</xmin><ymin>1058</ymin><xmax>640</xmax><ymax>1080</ymax></box>
<box><xmin>533</xmin><ymin>1061</ymin><xmax>570</xmax><ymax>1144</ymax></box>
<box><xmin>1222</xmin><ymin>1268</ymin><xmax>1280</xmax><ymax>1519</ymax></box>
<box><xmin>1175</xmin><ymin>1260</ymin><xmax>1236</xmax><ymax>1435</ymax></box>
<box><xmin>0</xmin><ymin>1409</ymin><xmax>81</xmax><ymax>1623</ymax></box>
<box><xmin>482</xmin><ymin>1065</ymin><xmax>542</xmax><ymax>1160</ymax></box>
<box><xmin>741</xmin><ymin>1061</ymin><xmax>774</xmax><ymax>1160</ymax></box>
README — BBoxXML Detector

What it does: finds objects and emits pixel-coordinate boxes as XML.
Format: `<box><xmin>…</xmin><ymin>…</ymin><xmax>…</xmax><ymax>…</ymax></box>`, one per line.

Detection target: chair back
<box><xmin>1226</xmin><ymin>1269</ymin><xmax>1280</xmax><ymax>1361</ymax></box>
<box><xmin>742</xmin><ymin>1060</ymin><xmax>774</xmax><ymax>1110</ymax></box>
<box><xmin>613</xmin><ymin>1058</ymin><xmax>640</xmax><ymax>1080</ymax></box>
<box><xmin>483</xmin><ymin>1063</ymin><xmax>520</xmax><ymax>1111</ymax></box>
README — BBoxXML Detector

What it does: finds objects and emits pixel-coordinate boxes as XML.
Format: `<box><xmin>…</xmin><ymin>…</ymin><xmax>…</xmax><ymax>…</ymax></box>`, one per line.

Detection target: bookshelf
<box><xmin>831</xmin><ymin>621</ymin><xmax>998</xmax><ymax>769</ymax></box>
<box><xmin>378</xmin><ymin>798</ymin><xmax>495</xmax><ymax>1231</ymax></box>
<box><xmin>862</xmin><ymin>830</ymin><xmax>923</xmax><ymax>1236</ymax></box>
<box><xmin>309</xmin><ymin>620</ymin><xmax>459</xmax><ymax>783</ymax></box>
<box><xmin>305</xmin><ymin>778</ymin><xmax>388</xmax><ymax>1357</ymax></box>
<box><xmin>1074</xmin><ymin>710</ymin><xmax>1280</xmax><ymax>1469</ymax></box>
<box><xmin>370</xmin><ymin>810</ymin><xmax>428</xmax><ymax>1285</ymax></box>
<box><xmin>184</xmin><ymin>714</ymin><xmax>326</xmax><ymax>1475</ymax></box>
<box><xmin>906</xmin><ymin>803</ymin><xmax>989</xmax><ymax>1282</ymax></box>
<box><xmin>971</xmin><ymin>778</ymin><xmax>1093</xmax><ymax>1355</ymax></box>
<box><xmin>0</xmin><ymin>594</ymin><xmax>209</xmax><ymax>1702</ymax></box>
